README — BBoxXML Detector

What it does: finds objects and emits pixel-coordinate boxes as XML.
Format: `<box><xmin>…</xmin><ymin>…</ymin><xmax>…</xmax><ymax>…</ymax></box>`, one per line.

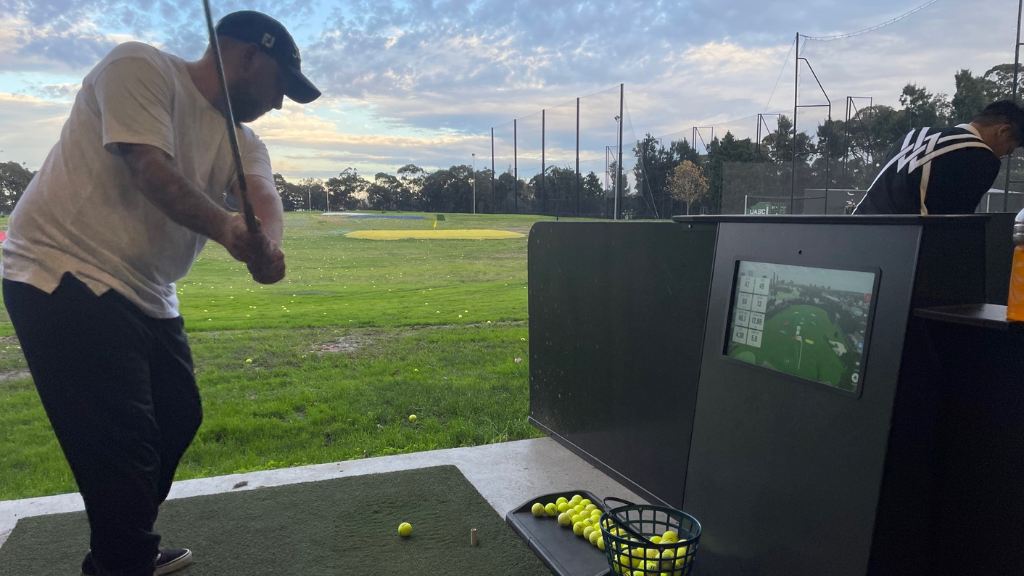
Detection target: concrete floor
<box><xmin>0</xmin><ymin>437</ymin><xmax>644</xmax><ymax>552</ymax></box>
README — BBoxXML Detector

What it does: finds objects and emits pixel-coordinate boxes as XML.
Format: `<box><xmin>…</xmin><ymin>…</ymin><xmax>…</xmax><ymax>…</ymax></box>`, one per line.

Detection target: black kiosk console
<box><xmin>527</xmin><ymin>215</ymin><xmax>1023</xmax><ymax>576</ymax></box>
<box><xmin>677</xmin><ymin>215</ymin><xmax>1018</xmax><ymax>576</ymax></box>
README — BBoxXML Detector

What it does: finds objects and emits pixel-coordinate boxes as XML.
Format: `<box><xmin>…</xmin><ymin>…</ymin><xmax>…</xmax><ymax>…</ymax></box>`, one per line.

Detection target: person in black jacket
<box><xmin>853</xmin><ymin>100</ymin><xmax>1024</xmax><ymax>215</ymax></box>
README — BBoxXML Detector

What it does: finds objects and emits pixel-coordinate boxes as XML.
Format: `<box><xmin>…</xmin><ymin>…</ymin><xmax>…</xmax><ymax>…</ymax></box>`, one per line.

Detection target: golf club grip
<box><xmin>202</xmin><ymin>0</ymin><xmax>259</xmax><ymax>235</ymax></box>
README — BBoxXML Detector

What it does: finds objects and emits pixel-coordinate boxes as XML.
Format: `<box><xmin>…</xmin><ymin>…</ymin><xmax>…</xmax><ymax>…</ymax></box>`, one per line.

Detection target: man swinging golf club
<box><xmin>1</xmin><ymin>10</ymin><xmax>320</xmax><ymax>576</ymax></box>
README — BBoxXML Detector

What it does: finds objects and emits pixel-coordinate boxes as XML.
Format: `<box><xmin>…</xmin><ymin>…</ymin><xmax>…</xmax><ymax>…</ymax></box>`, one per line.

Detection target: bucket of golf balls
<box><xmin>599</xmin><ymin>497</ymin><xmax>701</xmax><ymax>576</ymax></box>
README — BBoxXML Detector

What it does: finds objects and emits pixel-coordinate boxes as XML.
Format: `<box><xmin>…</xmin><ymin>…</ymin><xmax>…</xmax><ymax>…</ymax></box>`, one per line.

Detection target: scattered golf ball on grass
<box><xmin>408</xmin><ymin>414</ymin><xmax>417</xmax><ymax>423</ymax></box>
<box><xmin>245</xmin><ymin>358</ymin><xmax>252</xmax><ymax>364</ymax></box>
<box><xmin>398</xmin><ymin>522</ymin><xmax>413</xmax><ymax>537</ymax></box>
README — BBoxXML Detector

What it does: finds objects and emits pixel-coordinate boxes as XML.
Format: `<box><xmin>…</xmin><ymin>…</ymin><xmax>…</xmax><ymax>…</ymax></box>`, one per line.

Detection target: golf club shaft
<box><xmin>202</xmin><ymin>0</ymin><xmax>259</xmax><ymax>234</ymax></box>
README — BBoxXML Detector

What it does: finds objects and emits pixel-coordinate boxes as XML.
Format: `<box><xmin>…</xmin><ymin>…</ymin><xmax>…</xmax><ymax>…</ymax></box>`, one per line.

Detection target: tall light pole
<box><xmin>471</xmin><ymin>153</ymin><xmax>476</xmax><ymax>214</ymax></box>
<box><xmin>613</xmin><ymin>115</ymin><xmax>621</xmax><ymax>220</ymax></box>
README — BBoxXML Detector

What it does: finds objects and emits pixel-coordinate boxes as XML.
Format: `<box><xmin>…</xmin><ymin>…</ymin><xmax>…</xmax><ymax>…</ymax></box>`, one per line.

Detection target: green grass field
<box><xmin>730</xmin><ymin>304</ymin><xmax>850</xmax><ymax>387</ymax></box>
<box><xmin>0</xmin><ymin>212</ymin><xmax>585</xmax><ymax>500</ymax></box>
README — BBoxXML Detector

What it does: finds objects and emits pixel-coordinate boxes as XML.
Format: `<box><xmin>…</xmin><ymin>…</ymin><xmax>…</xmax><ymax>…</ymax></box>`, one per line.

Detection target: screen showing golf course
<box><xmin>725</xmin><ymin>261</ymin><xmax>877</xmax><ymax>394</ymax></box>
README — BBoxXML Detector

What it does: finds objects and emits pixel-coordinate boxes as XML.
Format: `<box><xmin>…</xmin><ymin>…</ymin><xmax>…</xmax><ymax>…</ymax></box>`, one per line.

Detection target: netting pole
<box><xmin>843</xmin><ymin>97</ymin><xmax>852</xmax><ymax>189</ymax></box>
<box><xmin>514</xmin><ymin>119</ymin><xmax>518</xmax><ymax>213</ymax></box>
<box><xmin>824</xmin><ymin>105</ymin><xmax>831</xmax><ymax>214</ymax></box>
<box><xmin>1005</xmin><ymin>0</ymin><xmax>1023</xmax><ymax>212</ymax></box>
<box><xmin>792</xmin><ymin>32</ymin><xmax>799</xmax><ymax>215</ymax></box>
<box><xmin>616</xmin><ymin>83</ymin><xmax>624</xmax><ymax>220</ymax></box>
<box><xmin>756</xmin><ymin>116</ymin><xmax>762</xmax><ymax>157</ymax></box>
<box><xmin>542</xmin><ymin>109</ymin><xmax>546</xmax><ymax>214</ymax></box>
<box><xmin>491</xmin><ymin>128</ymin><xmax>495</xmax><ymax>213</ymax></box>
<box><xmin>576</xmin><ymin>97</ymin><xmax>580</xmax><ymax>216</ymax></box>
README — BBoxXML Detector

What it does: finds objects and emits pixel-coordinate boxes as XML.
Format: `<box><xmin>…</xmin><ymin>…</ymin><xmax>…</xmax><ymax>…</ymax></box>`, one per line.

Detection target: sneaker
<box><xmin>152</xmin><ymin>549</ymin><xmax>192</xmax><ymax>575</ymax></box>
<box><xmin>81</xmin><ymin>548</ymin><xmax>193</xmax><ymax>576</ymax></box>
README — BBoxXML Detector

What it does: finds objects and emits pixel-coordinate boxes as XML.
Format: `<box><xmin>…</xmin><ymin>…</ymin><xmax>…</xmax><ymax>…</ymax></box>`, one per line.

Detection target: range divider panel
<box><xmin>528</xmin><ymin>221</ymin><xmax>717</xmax><ymax>508</ymax></box>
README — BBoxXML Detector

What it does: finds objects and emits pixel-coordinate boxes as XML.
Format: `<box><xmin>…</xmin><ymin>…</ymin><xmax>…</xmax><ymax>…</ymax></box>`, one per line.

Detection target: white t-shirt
<box><xmin>1</xmin><ymin>42</ymin><xmax>274</xmax><ymax>318</ymax></box>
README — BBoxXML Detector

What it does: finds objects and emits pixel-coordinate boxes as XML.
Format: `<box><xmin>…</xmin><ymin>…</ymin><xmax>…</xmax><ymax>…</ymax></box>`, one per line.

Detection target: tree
<box><xmin>670</xmin><ymin>139</ymin><xmax>701</xmax><ymax>165</ymax></box>
<box><xmin>706</xmin><ymin>132</ymin><xmax>757</xmax><ymax>213</ymax></box>
<box><xmin>952</xmin><ymin>69</ymin><xmax>995</xmax><ymax>124</ymax></box>
<box><xmin>581</xmin><ymin>171</ymin><xmax>603</xmax><ymax>198</ymax></box>
<box><xmin>366</xmin><ymin>172</ymin><xmax>404</xmax><ymax>210</ymax></box>
<box><xmin>984</xmin><ymin>64</ymin><xmax>1022</xmax><ymax>101</ymax></box>
<box><xmin>632</xmin><ymin>134</ymin><xmax>662</xmax><ymax>197</ymax></box>
<box><xmin>529</xmin><ymin>165</ymin><xmax>579</xmax><ymax>214</ymax></box>
<box><xmin>397</xmin><ymin>164</ymin><xmax>426</xmax><ymax>210</ymax></box>
<box><xmin>298</xmin><ymin>177</ymin><xmax>327</xmax><ymax>211</ymax></box>
<box><xmin>631</xmin><ymin>134</ymin><xmax>694</xmax><ymax>217</ymax></box>
<box><xmin>665</xmin><ymin>160</ymin><xmax>709</xmax><ymax>215</ymax></box>
<box><xmin>899</xmin><ymin>83</ymin><xmax>951</xmax><ymax>128</ymax></box>
<box><xmin>761</xmin><ymin>115</ymin><xmax>812</xmax><ymax>164</ymax></box>
<box><xmin>494</xmin><ymin>169</ymin><xmax>517</xmax><ymax>211</ymax></box>
<box><xmin>419</xmin><ymin>165</ymin><xmax>475</xmax><ymax>213</ymax></box>
<box><xmin>326</xmin><ymin>168</ymin><xmax>366</xmax><ymax>211</ymax></box>
<box><xmin>0</xmin><ymin>161</ymin><xmax>35</xmax><ymax>213</ymax></box>
<box><xmin>273</xmin><ymin>173</ymin><xmax>304</xmax><ymax>211</ymax></box>
<box><xmin>0</xmin><ymin>161</ymin><xmax>34</xmax><ymax>212</ymax></box>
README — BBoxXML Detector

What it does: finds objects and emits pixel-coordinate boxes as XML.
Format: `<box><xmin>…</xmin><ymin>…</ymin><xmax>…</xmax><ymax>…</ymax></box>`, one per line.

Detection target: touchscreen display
<box><xmin>725</xmin><ymin>261</ymin><xmax>876</xmax><ymax>394</ymax></box>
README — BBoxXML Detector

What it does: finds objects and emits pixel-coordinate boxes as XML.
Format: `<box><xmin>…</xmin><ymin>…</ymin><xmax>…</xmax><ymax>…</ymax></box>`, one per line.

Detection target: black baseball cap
<box><xmin>216</xmin><ymin>11</ymin><xmax>321</xmax><ymax>104</ymax></box>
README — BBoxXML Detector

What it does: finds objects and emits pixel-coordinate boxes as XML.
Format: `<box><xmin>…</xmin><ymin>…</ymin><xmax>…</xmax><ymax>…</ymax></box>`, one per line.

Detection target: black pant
<box><xmin>4</xmin><ymin>274</ymin><xmax>202</xmax><ymax>576</ymax></box>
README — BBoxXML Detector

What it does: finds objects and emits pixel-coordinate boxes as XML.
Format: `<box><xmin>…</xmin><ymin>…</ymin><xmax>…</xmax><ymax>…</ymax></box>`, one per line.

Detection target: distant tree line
<box><xmin>276</xmin><ymin>163</ymin><xmax>608</xmax><ymax>214</ymax></box>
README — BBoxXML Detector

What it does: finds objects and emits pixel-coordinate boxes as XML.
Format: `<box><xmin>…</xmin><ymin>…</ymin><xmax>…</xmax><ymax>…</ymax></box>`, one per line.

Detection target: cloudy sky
<box><xmin>0</xmin><ymin>0</ymin><xmax>1018</xmax><ymax>181</ymax></box>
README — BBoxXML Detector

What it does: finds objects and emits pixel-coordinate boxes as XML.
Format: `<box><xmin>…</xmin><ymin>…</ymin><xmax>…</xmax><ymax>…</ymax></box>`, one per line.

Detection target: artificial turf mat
<box><xmin>0</xmin><ymin>465</ymin><xmax>554</xmax><ymax>576</ymax></box>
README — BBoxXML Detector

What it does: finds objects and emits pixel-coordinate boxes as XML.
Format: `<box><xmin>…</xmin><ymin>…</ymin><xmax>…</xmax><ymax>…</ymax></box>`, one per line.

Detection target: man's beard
<box><xmin>228</xmin><ymin>86</ymin><xmax>264</xmax><ymax>124</ymax></box>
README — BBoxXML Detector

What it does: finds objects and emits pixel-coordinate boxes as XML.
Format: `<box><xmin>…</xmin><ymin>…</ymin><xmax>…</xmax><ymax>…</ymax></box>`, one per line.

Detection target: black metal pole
<box><xmin>791</xmin><ymin>32</ymin><xmax>799</xmax><ymax>215</ymax></box>
<box><xmin>514</xmin><ymin>119</ymin><xmax>518</xmax><ymax>213</ymax></box>
<box><xmin>824</xmin><ymin>105</ymin><xmax>831</xmax><ymax>214</ymax></box>
<box><xmin>491</xmin><ymin>127</ymin><xmax>495</xmax><ymax>213</ymax></box>
<box><xmin>1006</xmin><ymin>0</ymin><xmax>1023</xmax><ymax>212</ymax></box>
<box><xmin>542</xmin><ymin>109</ymin><xmax>546</xmax><ymax>214</ymax></box>
<box><xmin>576</xmin><ymin>97</ymin><xmax>580</xmax><ymax>216</ymax></box>
<box><xmin>756</xmin><ymin>115</ymin><xmax>762</xmax><ymax>157</ymax></box>
<box><xmin>844</xmin><ymin>97</ymin><xmax>851</xmax><ymax>188</ymax></box>
<box><xmin>617</xmin><ymin>83</ymin><xmax>624</xmax><ymax>220</ymax></box>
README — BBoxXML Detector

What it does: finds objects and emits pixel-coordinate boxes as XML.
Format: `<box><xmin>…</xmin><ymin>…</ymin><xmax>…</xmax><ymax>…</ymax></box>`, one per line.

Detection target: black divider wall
<box><xmin>926</xmin><ymin>320</ymin><xmax>1024</xmax><ymax>575</ymax></box>
<box><xmin>684</xmin><ymin>221</ymin><xmax>923</xmax><ymax>576</ymax></box>
<box><xmin>867</xmin><ymin>219</ymin><xmax>987</xmax><ymax>574</ymax></box>
<box><xmin>528</xmin><ymin>222</ymin><xmax>717</xmax><ymax>507</ymax></box>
